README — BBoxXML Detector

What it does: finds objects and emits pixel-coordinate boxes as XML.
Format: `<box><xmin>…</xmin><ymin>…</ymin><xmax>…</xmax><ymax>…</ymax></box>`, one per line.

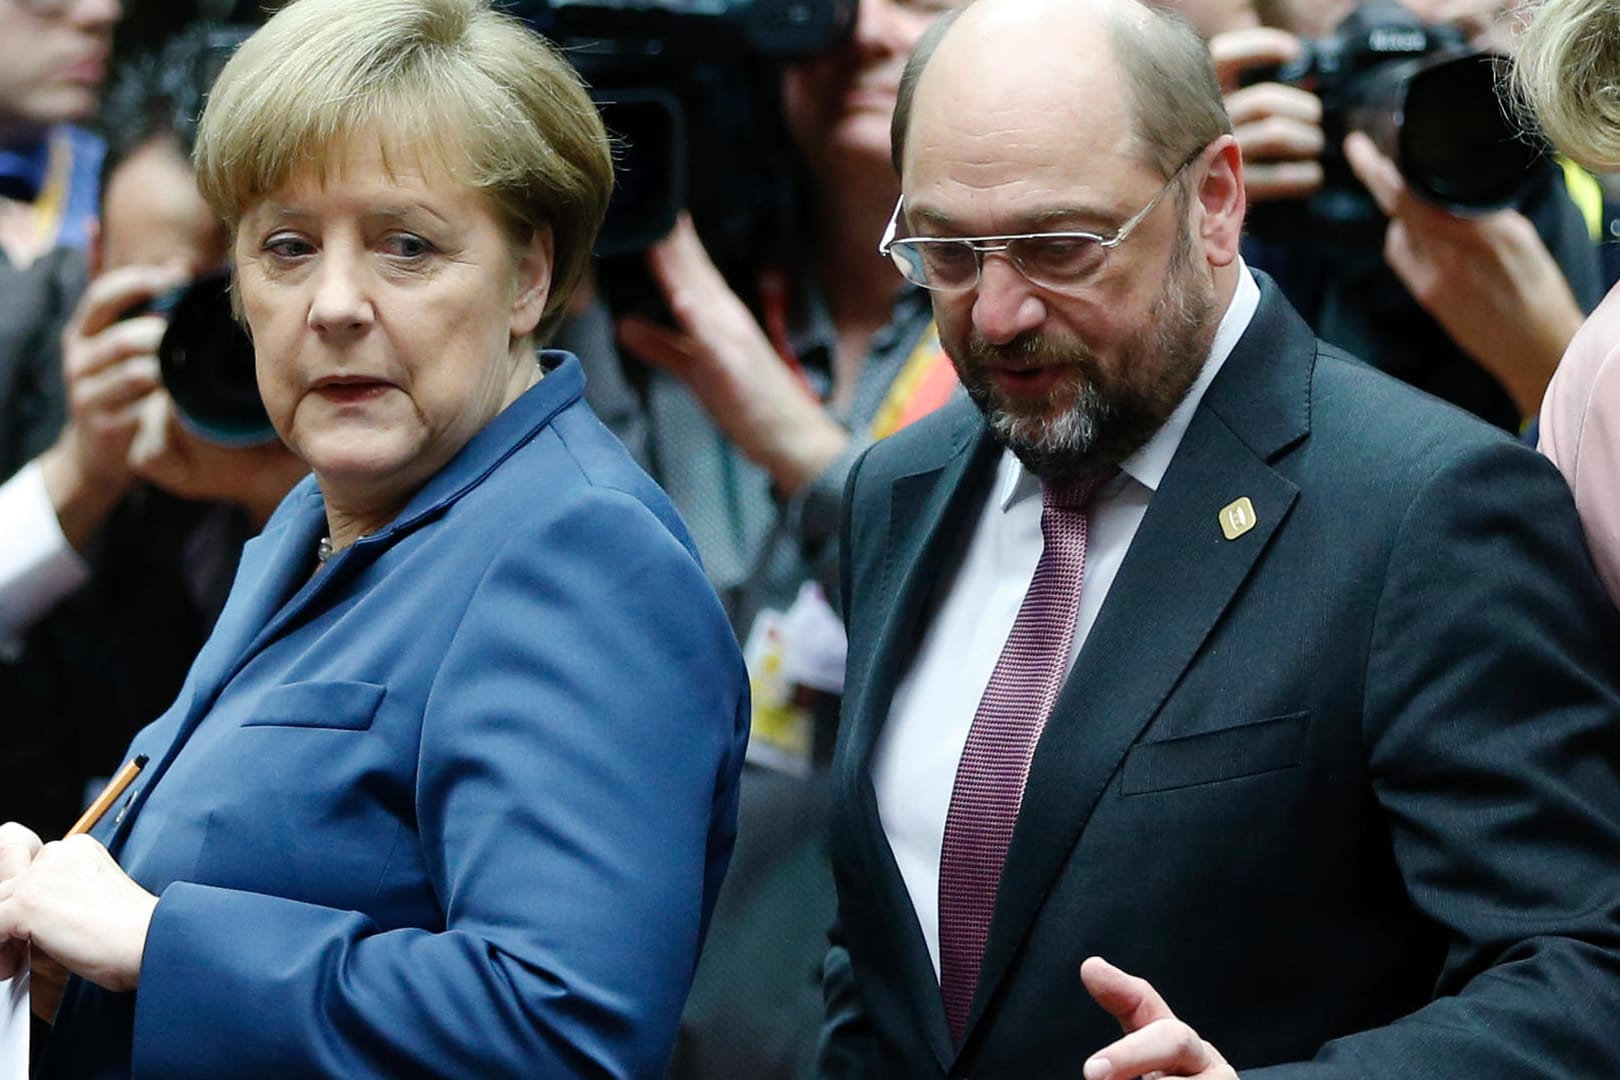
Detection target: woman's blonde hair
<box><xmin>194</xmin><ymin>0</ymin><xmax>613</xmax><ymax>340</ymax></box>
<box><xmin>1514</xmin><ymin>0</ymin><xmax>1620</xmax><ymax>172</ymax></box>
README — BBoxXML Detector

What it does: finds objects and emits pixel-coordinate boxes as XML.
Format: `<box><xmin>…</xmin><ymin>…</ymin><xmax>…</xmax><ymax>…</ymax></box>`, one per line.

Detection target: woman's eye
<box><xmin>263</xmin><ymin>235</ymin><xmax>313</xmax><ymax>259</ymax></box>
<box><xmin>383</xmin><ymin>234</ymin><xmax>435</xmax><ymax>260</ymax></box>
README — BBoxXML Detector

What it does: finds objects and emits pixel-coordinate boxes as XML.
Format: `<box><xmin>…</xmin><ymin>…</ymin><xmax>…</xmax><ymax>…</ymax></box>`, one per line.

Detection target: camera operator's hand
<box><xmin>37</xmin><ymin>263</ymin><xmax>187</xmax><ymax>551</ymax></box>
<box><xmin>1343</xmin><ymin>131</ymin><xmax>1584</xmax><ymax>420</ymax></box>
<box><xmin>616</xmin><ymin>213</ymin><xmax>851</xmax><ymax>498</ymax></box>
<box><xmin>1211</xmin><ymin>28</ymin><xmax>1325</xmax><ymax>202</ymax></box>
<box><xmin>128</xmin><ymin>391</ymin><xmax>308</xmax><ymax>528</ymax></box>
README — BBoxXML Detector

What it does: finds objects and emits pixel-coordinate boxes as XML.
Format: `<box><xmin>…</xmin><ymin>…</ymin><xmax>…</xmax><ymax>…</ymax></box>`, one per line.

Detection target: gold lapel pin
<box><xmin>1219</xmin><ymin>497</ymin><xmax>1257</xmax><ymax>541</ymax></box>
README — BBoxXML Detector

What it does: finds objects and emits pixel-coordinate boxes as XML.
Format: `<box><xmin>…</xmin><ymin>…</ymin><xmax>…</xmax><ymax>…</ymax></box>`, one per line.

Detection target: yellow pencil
<box><xmin>65</xmin><ymin>755</ymin><xmax>149</xmax><ymax>837</ymax></box>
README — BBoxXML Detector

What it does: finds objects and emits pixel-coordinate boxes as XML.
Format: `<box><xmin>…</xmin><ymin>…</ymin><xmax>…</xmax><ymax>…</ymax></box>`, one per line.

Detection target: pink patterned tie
<box><xmin>937</xmin><ymin>474</ymin><xmax>1105</xmax><ymax>1043</ymax></box>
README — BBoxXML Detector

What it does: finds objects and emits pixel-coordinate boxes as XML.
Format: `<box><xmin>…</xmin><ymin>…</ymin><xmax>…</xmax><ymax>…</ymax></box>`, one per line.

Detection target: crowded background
<box><xmin>5</xmin><ymin>0</ymin><xmax>1620</xmax><ymax>1075</ymax></box>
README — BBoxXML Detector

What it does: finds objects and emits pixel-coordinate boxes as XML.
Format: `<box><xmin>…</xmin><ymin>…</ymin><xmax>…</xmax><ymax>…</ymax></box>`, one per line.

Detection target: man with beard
<box><xmin>820</xmin><ymin>0</ymin><xmax>1620</xmax><ymax>1076</ymax></box>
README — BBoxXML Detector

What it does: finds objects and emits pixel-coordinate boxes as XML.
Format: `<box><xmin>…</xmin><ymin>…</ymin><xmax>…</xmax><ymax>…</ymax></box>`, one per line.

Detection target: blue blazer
<box><xmin>40</xmin><ymin>354</ymin><xmax>751</xmax><ymax>1080</ymax></box>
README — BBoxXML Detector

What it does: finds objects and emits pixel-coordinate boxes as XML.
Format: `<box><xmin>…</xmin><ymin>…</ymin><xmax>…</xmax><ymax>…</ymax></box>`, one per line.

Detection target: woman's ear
<box><xmin>510</xmin><ymin>226</ymin><xmax>554</xmax><ymax>340</ymax></box>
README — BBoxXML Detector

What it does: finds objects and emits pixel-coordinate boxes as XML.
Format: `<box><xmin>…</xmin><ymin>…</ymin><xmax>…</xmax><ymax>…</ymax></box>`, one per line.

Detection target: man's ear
<box><xmin>510</xmin><ymin>226</ymin><xmax>555</xmax><ymax>340</ymax></box>
<box><xmin>1194</xmin><ymin>134</ymin><xmax>1246</xmax><ymax>268</ymax></box>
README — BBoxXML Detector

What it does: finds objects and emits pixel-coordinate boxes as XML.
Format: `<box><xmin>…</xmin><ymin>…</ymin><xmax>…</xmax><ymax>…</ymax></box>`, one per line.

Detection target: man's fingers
<box><xmin>1083</xmin><ymin>1019</ymin><xmax>1222</xmax><ymax>1080</ymax></box>
<box><xmin>1227</xmin><ymin>82</ymin><xmax>1323</xmax><ymax>202</ymax></box>
<box><xmin>65</xmin><ymin>312</ymin><xmax>166</xmax><ymax>376</ymax></box>
<box><xmin>1210</xmin><ymin>27</ymin><xmax>1302</xmax><ymax>92</ymax></box>
<box><xmin>1234</xmin><ymin>113</ymin><xmax>1324</xmax><ymax>162</ymax></box>
<box><xmin>70</xmin><ymin>356</ymin><xmax>162</xmax><ymax>422</ymax></box>
<box><xmin>1080</xmin><ymin>955</ymin><xmax>1175</xmax><ymax>1032</ymax></box>
<box><xmin>70</xmin><ymin>263</ymin><xmax>186</xmax><ymax>339</ymax></box>
<box><xmin>1342</xmin><ymin>131</ymin><xmax>1408</xmax><ymax>218</ymax></box>
<box><xmin>1244</xmin><ymin>161</ymin><xmax>1325</xmax><ymax>202</ymax></box>
<box><xmin>1226</xmin><ymin>82</ymin><xmax>1322</xmax><ymax>128</ymax></box>
<box><xmin>616</xmin><ymin>315</ymin><xmax>697</xmax><ymax>376</ymax></box>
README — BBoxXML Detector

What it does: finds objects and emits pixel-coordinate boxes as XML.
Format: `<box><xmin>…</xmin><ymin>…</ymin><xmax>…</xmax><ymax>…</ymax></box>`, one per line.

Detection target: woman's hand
<box><xmin>616</xmin><ymin>213</ymin><xmax>850</xmax><ymax>497</ymax></box>
<box><xmin>0</xmin><ymin>823</ymin><xmax>42</xmax><ymax>981</ymax></box>
<box><xmin>0</xmin><ymin>834</ymin><xmax>157</xmax><ymax>994</ymax></box>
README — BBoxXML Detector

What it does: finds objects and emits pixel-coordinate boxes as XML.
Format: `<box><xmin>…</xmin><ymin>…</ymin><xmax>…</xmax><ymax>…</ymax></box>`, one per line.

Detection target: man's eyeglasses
<box><xmin>878</xmin><ymin>147</ymin><xmax>1204</xmax><ymax>294</ymax></box>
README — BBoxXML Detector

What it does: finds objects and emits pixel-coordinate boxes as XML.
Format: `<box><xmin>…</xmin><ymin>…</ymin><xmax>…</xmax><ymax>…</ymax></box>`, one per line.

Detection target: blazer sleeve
<box><xmin>1247</xmin><ymin>439</ymin><xmax>1620</xmax><ymax>1079</ymax></box>
<box><xmin>131</xmin><ymin>490</ymin><xmax>750</xmax><ymax>1079</ymax></box>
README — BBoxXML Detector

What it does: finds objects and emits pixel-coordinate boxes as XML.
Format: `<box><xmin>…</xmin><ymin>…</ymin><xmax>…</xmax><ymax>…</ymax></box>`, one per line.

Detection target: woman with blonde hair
<box><xmin>0</xmin><ymin>0</ymin><xmax>750</xmax><ymax>1075</ymax></box>
<box><xmin>1517</xmin><ymin>0</ymin><xmax>1620</xmax><ymax>603</ymax></box>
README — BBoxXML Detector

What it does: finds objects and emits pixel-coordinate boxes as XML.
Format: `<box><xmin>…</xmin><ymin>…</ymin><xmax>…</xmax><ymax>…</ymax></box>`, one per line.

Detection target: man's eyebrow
<box><xmin>904</xmin><ymin>203</ymin><xmax>1119</xmax><ymax>235</ymax></box>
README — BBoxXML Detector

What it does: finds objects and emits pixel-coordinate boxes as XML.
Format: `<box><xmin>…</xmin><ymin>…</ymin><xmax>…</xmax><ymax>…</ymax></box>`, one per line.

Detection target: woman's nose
<box><xmin>306</xmin><ymin>253</ymin><xmax>375</xmax><ymax>336</ymax></box>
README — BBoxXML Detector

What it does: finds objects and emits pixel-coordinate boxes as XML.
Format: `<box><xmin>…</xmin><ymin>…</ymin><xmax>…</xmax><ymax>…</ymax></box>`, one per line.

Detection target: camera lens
<box><xmin>156</xmin><ymin>268</ymin><xmax>276</xmax><ymax>447</ymax></box>
<box><xmin>1399</xmin><ymin>52</ymin><xmax>1540</xmax><ymax>211</ymax></box>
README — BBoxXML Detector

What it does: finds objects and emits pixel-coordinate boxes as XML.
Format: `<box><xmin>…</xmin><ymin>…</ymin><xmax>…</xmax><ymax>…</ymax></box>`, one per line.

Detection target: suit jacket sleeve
<box><xmin>130</xmin><ymin>491</ymin><xmax>749</xmax><ymax>1079</ymax></box>
<box><xmin>1246</xmin><ymin>438</ymin><xmax>1620</xmax><ymax>1078</ymax></box>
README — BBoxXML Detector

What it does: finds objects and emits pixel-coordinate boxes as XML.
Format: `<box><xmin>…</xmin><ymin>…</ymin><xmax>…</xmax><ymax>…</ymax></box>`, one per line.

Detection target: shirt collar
<box><xmin>0</xmin><ymin>135</ymin><xmax>51</xmax><ymax>204</ymax></box>
<box><xmin>997</xmin><ymin>259</ymin><xmax>1261</xmax><ymax>511</ymax></box>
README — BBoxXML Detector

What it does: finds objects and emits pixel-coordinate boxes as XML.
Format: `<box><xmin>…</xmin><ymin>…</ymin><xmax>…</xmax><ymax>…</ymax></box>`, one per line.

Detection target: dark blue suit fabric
<box><xmin>38</xmin><ymin>353</ymin><xmax>751</xmax><ymax>1080</ymax></box>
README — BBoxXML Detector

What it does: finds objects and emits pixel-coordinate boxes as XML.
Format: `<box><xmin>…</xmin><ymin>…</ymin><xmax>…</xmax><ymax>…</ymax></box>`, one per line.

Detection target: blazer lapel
<box><xmin>961</xmin><ymin>275</ymin><xmax>1316</xmax><ymax>1046</ymax></box>
<box><xmin>105</xmin><ymin>486</ymin><xmax>326</xmax><ymax>855</ymax></box>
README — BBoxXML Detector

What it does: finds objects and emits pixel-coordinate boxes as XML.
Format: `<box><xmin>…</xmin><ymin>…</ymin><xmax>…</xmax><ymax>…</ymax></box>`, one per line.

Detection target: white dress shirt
<box><xmin>0</xmin><ymin>459</ymin><xmax>89</xmax><ymax>658</ymax></box>
<box><xmin>871</xmin><ymin>265</ymin><xmax>1261</xmax><ymax>978</ymax></box>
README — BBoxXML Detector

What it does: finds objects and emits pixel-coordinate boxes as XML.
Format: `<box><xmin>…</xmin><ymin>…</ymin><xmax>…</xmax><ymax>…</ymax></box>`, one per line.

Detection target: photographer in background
<box><xmin>0</xmin><ymin>0</ymin><xmax>118</xmax><ymax>270</ymax></box>
<box><xmin>1188</xmin><ymin>0</ymin><xmax>1600</xmax><ymax>429</ymax></box>
<box><xmin>570</xmin><ymin>0</ymin><xmax>960</xmax><ymax>1075</ymax></box>
<box><xmin>0</xmin><ymin>23</ymin><xmax>306</xmax><ymax>837</ymax></box>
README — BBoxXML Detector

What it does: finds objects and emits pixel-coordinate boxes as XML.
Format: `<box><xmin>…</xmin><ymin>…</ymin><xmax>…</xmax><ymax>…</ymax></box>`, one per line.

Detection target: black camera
<box><xmin>147</xmin><ymin>269</ymin><xmax>274</xmax><ymax>447</ymax></box>
<box><xmin>506</xmin><ymin>0</ymin><xmax>854</xmax><ymax>286</ymax></box>
<box><xmin>1245</xmin><ymin>0</ymin><xmax>1542</xmax><ymax>243</ymax></box>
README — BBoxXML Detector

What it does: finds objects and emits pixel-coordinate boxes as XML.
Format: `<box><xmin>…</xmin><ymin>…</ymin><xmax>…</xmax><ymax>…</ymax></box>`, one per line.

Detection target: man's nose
<box><xmin>307</xmin><ymin>252</ymin><xmax>375</xmax><ymax>337</ymax></box>
<box><xmin>851</xmin><ymin>0</ymin><xmax>907</xmax><ymax>54</ymax></box>
<box><xmin>68</xmin><ymin>0</ymin><xmax>121</xmax><ymax>30</ymax></box>
<box><xmin>971</xmin><ymin>253</ymin><xmax>1046</xmax><ymax>346</ymax></box>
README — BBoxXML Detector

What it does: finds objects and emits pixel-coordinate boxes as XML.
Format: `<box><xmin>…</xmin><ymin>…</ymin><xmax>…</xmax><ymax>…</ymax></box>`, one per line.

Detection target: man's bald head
<box><xmin>890</xmin><ymin>0</ymin><xmax>1231</xmax><ymax>180</ymax></box>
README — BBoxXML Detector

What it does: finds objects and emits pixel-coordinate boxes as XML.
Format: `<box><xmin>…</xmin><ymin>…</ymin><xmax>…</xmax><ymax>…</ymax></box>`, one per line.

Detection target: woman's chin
<box><xmin>305</xmin><ymin>444</ymin><xmax>422</xmax><ymax>502</ymax></box>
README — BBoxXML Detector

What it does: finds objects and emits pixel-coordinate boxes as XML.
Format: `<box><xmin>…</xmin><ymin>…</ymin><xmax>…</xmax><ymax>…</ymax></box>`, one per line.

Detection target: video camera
<box><xmin>505</xmin><ymin>0</ymin><xmax>856</xmax><ymax>265</ymax></box>
<box><xmin>1244</xmin><ymin>0</ymin><xmax>1542</xmax><ymax>243</ymax></box>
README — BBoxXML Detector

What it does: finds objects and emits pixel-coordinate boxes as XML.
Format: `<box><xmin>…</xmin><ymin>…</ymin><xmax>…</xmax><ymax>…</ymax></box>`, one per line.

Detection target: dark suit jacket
<box><xmin>822</xmin><ymin>276</ymin><xmax>1620</xmax><ymax>1078</ymax></box>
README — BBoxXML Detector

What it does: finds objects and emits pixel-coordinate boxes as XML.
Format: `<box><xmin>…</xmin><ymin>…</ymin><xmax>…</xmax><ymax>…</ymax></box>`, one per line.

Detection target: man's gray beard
<box><xmin>958</xmin><ymin>230</ymin><xmax>1217</xmax><ymax>483</ymax></box>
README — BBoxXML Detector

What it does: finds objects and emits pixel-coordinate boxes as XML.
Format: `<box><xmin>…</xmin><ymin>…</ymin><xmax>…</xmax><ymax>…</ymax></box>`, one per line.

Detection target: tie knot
<box><xmin>1042</xmin><ymin>471</ymin><xmax>1111</xmax><ymax>514</ymax></box>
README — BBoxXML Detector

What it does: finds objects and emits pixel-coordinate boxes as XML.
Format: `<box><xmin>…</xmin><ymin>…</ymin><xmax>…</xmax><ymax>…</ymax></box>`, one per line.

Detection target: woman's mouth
<box><xmin>312</xmin><ymin>376</ymin><xmax>392</xmax><ymax>404</ymax></box>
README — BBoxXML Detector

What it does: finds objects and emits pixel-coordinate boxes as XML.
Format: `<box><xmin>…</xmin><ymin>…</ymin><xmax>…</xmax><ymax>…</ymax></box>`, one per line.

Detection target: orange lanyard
<box><xmin>868</xmin><ymin>320</ymin><xmax>958</xmax><ymax>440</ymax></box>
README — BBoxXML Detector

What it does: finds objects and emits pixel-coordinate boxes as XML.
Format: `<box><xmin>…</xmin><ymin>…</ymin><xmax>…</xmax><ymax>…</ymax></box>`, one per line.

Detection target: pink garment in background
<box><xmin>1540</xmin><ymin>281</ymin><xmax>1620</xmax><ymax>605</ymax></box>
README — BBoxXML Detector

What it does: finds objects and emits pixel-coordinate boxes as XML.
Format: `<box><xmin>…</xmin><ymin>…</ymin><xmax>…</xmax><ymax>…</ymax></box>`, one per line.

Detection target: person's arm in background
<box><xmin>1342</xmin><ymin>131</ymin><xmax>1586</xmax><ymax>422</ymax></box>
<box><xmin>1212</xmin><ymin>26</ymin><xmax>1588</xmax><ymax>422</ymax></box>
<box><xmin>0</xmin><ymin>264</ymin><xmax>176</xmax><ymax>649</ymax></box>
<box><xmin>616</xmin><ymin>213</ymin><xmax>852</xmax><ymax>500</ymax></box>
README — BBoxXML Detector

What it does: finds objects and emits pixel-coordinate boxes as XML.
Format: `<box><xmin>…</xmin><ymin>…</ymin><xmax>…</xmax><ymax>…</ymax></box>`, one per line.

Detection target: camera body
<box><xmin>508</xmin><ymin>0</ymin><xmax>855</xmax><ymax>260</ymax></box>
<box><xmin>1245</xmin><ymin>0</ymin><xmax>1542</xmax><ymax>243</ymax></box>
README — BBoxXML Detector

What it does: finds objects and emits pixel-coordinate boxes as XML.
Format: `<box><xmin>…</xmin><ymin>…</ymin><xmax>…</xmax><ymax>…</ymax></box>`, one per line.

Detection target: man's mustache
<box><xmin>961</xmin><ymin>330</ymin><xmax>1099</xmax><ymax>372</ymax></box>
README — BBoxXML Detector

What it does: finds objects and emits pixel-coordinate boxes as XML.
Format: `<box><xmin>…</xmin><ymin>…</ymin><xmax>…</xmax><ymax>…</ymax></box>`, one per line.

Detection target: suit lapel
<box><xmin>105</xmin><ymin>486</ymin><xmax>326</xmax><ymax>855</ymax></box>
<box><xmin>960</xmin><ymin>275</ymin><xmax>1316</xmax><ymax>1047</ymax></box>
<box><xmin>842</xmin><ymin>404</ymin><xmax>999</xmax><ymax>1071</ymax></box>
